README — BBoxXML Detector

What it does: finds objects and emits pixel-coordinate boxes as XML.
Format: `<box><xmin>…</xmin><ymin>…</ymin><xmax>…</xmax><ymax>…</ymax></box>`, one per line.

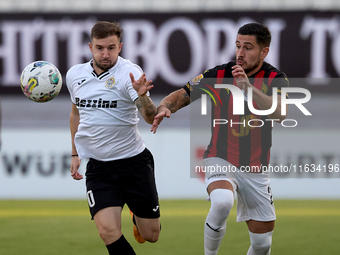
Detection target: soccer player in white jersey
<box><xmin>67</xmin><ymin>21</ymin><xmax>160</xmax><ymax>255</ymax></box>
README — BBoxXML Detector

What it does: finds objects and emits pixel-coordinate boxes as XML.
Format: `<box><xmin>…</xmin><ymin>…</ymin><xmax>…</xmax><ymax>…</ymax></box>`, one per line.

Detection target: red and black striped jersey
<box><xmin>183</xmin><ymin>61</ymin><xmax>289</xmax><ymax>169</ymax></box>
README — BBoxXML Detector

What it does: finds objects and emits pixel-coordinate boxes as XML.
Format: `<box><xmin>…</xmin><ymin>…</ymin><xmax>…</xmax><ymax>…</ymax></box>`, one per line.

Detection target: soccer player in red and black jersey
<box><xmin>152</xmin><ymin>23</ymin><xmax>289</xmax><ymax>255</ymax></box>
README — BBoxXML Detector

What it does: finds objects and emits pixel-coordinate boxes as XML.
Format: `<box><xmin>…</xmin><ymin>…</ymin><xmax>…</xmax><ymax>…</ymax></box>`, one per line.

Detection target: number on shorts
<box><xmin>87</xmin><ymin>190</ymin><xmax>95</xmax><ymax>208</ymax></box>
<box><xmin>268</xmin><ymin>186</ymin><xmax>273</xmax><ymax>205</ymax></box>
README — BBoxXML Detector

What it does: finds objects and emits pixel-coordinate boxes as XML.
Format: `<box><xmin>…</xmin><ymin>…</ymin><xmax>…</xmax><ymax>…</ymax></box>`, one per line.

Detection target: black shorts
<box><xmin>85</xmin><ymin>148</ymin><xmax>160</xmax><ymax>219</ymax></box>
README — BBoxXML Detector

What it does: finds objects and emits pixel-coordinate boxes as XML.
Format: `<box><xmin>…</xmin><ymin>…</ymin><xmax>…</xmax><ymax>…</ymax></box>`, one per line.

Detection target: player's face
<box><xmin>89</xmin><ymin>35</ymin><xmax>122</xmax><ymax>74</ymax></box>
<box><xmin>235</xmin><ymin>34</ymin><xmax>269</xmax><ymax>76</ymax></box>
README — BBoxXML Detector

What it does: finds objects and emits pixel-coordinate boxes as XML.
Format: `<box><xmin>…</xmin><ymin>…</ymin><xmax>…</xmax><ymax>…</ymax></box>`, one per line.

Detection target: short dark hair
<box><xmin>238</xmin><ymin>23</ymin><xmax>271</xmax><ymax>47</ymax></box>
<box><xmin>91</xmin><ymin>21</ymin><xmax>123</xmax><ymax>41</ymax></box>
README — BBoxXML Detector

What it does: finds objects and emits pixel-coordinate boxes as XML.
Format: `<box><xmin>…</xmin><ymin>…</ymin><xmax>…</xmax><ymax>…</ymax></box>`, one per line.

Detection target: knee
<box><xmin>97</xmin><ymin>224</ymin><xmax>121</xmax><ymax>244</ymax></box>
<box><xmin>141</xmin><ymin>227</ymin><xmax>160</xmax><ymax>243</ymax></box>
<box><xmin>249</xmin><ymin>231</ymin><xmax>273</xmax><ymax>255</ymax></box>
<box><xmin>213</xmin><ymin>198</ymin><xmax>233</xmax><ymax>216</ymax></box>
<box><xmin>210</xmin><ymin>189</ymin><xmax>234</xmax><ymax>217</ymax></box>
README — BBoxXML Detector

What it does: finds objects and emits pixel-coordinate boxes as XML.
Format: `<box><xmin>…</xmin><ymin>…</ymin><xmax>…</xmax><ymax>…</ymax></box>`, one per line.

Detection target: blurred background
<box><xmin>0</xmin><ymin>0</ymin><xmax>340</xmax><ymax>200</ymax></box>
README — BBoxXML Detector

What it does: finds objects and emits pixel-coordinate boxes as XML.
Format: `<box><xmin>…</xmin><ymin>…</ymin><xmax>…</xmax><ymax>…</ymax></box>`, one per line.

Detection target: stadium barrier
<box><xmin>1</xmin><ymin>128</ymin><xmax>339</xmax><ymax>199</ymax></box>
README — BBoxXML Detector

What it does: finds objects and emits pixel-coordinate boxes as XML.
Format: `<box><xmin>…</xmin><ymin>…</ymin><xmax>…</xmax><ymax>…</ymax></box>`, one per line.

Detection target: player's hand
<box><xmin>70</xmin><ymin>156</ymin><xmax>83</xmax><ymax>180</ymax></box>
<box><xmin>231</xmin><ymin>65</ymin><xmax>250</xmax><ymax>91</ymax></box>
<box><xmin>151</xmin><ymin>106</ymin><xmax>171</xmax><ymax>134</ymax></box>
<box><xmin>130</xmin><ymin>73</ymin><xmax>154</xmax><ymax>96</ymax></box>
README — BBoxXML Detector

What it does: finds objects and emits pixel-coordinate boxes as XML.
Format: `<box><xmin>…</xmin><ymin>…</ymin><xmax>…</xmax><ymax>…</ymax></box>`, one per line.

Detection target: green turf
<box><xmin>0</xmin><ymin>199</ymin><xmax>339</xmax><ymax>254</ymax></box>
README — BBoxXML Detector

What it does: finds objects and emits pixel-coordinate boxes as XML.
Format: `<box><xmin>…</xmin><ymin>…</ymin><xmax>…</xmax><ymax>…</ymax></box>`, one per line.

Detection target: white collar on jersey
<box><xmin>89</xmin><ymin>57</ymin><xmax>122</xmax><ymax>80</ymax></box>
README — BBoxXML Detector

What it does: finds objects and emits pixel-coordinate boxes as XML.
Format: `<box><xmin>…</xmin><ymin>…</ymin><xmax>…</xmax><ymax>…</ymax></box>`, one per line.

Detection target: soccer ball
<box><xmin>20</xmin><ymin>61</ymin><xmax>62</xmax><ymax>103</ymax></box>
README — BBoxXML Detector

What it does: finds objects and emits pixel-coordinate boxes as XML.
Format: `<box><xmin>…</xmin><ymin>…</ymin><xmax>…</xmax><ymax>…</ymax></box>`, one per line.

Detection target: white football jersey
<box><xmin>66</xmin><ymin>56</ymin><xmax>147</xmax><ymax>161</ymax></box>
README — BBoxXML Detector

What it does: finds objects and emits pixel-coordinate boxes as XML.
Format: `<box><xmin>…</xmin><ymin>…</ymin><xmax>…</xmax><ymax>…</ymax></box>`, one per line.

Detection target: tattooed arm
<box><xmin>134</xmin><ymin>95</ymin><xmax>157</xmax><ymax>125</ymax></box>
<box><xmin>158</xmin><ymin>88</ymin><xmax>190</xmax><ymax>113</ymax></box>
<box><xmin>151</xmin><ymin>88</ymin><xmax>191</xmax><ymax>133</ymax></box>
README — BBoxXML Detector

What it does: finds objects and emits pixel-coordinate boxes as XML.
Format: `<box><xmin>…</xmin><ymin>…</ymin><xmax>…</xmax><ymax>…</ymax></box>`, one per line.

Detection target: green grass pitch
<box><xmin>0</xmin><ymin>199</ymin><xmax>339</xmax><ymax>254</ymax></box>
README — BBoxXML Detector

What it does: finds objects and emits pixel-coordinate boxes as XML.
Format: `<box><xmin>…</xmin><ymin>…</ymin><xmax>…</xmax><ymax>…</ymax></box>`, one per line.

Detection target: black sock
<box><xmin>106</xmin><ymin>235</ymin><xmax>136</xmax><ymax>255</ymax></box>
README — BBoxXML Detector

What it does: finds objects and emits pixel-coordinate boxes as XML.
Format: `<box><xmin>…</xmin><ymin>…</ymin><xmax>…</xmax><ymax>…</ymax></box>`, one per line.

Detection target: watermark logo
<box><xmin>200</xmin><ymin>84</ymin><xmax>312</xmax><ymax>128</ymax></box>
<box><xmin>199</xmin><ymin>84</ymin><xmax>222</xmax><ymax>115</ymax></box>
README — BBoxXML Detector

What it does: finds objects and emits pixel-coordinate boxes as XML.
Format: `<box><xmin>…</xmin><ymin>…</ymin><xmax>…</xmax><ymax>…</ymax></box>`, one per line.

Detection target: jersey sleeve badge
<box><xmin>188</xmin><ymin>74</ymin><xmax>204</xmax><ymax>86</ymax></box>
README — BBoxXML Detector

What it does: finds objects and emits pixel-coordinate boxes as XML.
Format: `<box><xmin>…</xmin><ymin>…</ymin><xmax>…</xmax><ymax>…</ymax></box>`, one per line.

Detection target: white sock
<box><xmin>204</xmin><ymin>189</ymin><xmax>234</xmax><ymax>255</ymax></box>
<box><xmin>247</xmin><ymin>231</ymin><xmax>273</xmax><ymax>255</ymax></box>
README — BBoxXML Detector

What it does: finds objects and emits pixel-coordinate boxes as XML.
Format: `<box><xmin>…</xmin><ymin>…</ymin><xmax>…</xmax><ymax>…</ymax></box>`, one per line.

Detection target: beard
<box><xmin>243</xmin><ymin>59</ymin><xmax>261</xmax><ymax>75</ymax></box>
<box><xmin>93</xmin><ymin>58</ymin><xmax>115</xmax><ymax>72</ymax></box>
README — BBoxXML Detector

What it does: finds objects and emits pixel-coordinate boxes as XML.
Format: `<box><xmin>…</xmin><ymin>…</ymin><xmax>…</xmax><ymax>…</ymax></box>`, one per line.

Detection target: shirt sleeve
<box><xmin>66</xmin><ymin>68</ymin><xmax>76</xmax><ymax>104</ymax></box>
<box><xmin>268</xmin><ymin>72</ymin><xmax>289</xmax><ymax>98</ymax></box>
<box><xmin>182</xmin><ymin>67</ymin><xmax>218</xmax><ymax>102</ymax></box>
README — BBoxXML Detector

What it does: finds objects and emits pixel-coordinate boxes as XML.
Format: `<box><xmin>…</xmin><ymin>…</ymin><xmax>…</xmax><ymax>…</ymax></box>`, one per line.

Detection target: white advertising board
<box><xmin>0</xmin><ymin>128</ymin><xmax>339</xmax><ymax>199</ymax></box>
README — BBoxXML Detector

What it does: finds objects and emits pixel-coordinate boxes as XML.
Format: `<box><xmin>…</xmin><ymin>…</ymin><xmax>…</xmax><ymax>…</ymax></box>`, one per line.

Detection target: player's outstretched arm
<box><xmin>130</xmin><ymin>73</ymin><xmax>157</xmax><ymax>125</ymax></box>
<box><xmin>151</xmin><ymin>88</ymin><xmax>190</xmax><ymax>134</ymax></box>
<box><xmin>70</xmin><ymin>104</ymin><xmax>83</xmax><ymax>180</ymax></box>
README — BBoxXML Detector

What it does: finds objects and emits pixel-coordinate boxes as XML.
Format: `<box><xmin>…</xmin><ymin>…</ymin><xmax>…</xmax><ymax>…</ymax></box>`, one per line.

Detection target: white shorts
<box><xmin>204</xmin><ymin>157</ymin><xmax>276</xmax><ymax>222</ymax></box>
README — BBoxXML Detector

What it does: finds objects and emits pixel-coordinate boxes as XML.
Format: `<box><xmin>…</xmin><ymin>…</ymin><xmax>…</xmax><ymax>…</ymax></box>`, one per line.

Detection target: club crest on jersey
<box><xmin>260</xmin><ymin>82</ymin><xmax>268</xmax><ymax>95</ymax></box>
<box><xmin>105</xmin><ymin>77</ymin><xmax>115</xmax><ymax>88</ymax></box>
